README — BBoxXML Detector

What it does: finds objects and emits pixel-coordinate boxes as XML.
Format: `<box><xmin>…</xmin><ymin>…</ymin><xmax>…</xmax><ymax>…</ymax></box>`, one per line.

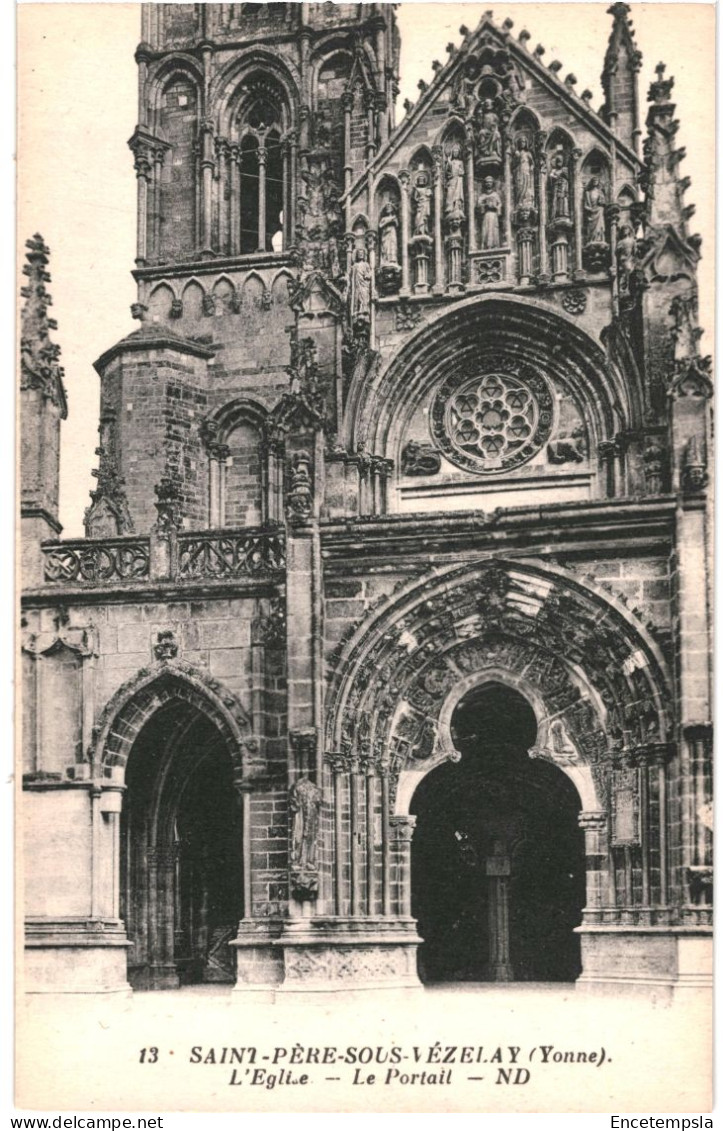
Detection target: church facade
<box><xmin>21</xmin><ymin>3</ymin><xmax>712</xmax><ymax>999</ymax></box>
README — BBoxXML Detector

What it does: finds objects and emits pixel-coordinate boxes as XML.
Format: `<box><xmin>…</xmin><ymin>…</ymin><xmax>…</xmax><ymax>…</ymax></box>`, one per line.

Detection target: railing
<box><xmin>177</xmin><ymin>529</ymin><xmax>286</xmax><ymax>579</ymax></box>
<box><xmin>42</xmin><ymin>538</ymin><xmax>151</xmax><ymax>583</ymax></box>
<box><xmin>40</xmin><ymin>527</ymin><xmax>285</xmax><ymax>587</ymax></box>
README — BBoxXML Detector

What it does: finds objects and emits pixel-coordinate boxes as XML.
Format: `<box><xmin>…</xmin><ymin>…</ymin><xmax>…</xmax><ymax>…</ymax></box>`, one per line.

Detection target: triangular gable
<box><xmin>345</xmin><ymin>12</ymin><xmax>641</xmax><ymax>206</ymax></box>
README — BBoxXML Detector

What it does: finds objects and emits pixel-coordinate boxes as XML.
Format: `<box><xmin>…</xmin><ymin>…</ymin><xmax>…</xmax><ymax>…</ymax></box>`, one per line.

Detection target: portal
<box><xmin>411</xmin><ymin>682</ymin><xmax>585</xmax><ymax>983</ymax></box>
<box><xmin>121</xmin><ymin>695</ymin><xmax>243</xmax><ymax>989</ymax></box>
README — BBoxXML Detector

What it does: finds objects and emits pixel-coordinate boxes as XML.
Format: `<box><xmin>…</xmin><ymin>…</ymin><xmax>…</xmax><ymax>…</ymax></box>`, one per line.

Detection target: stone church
<box><xmin>21</xmin><ymin>3</ymin><xmax>712</xmax><ymax>999</ymax></box>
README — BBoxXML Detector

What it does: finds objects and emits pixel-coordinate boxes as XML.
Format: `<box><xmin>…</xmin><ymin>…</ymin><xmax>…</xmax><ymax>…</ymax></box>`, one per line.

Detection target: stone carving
<box><xmin>477</xmin><ymin>177</ymin><xmax>503</xmax><ymax>249</ymax></box>
<box><xmin>476</xmin><ymin>257</ymin><xmax>504</xmax><ymax>284</ymax></box>
<box><xmin>286</xmin><ymin>449</ymin><xmax>314</xmax><ymax>526</ymax></box>
<box><xmin>20</xmin><ymin>234</ymin><xmax>66</xmax><ymax>409</ymax></box>
<box><xmin>513</xmin><ymin>136</ymin><xmax>536</xmax><ymax>214</ymax></box>
<box><xmin>432</xmin><ymin>362</ymin><xmax>554</xmax><ymax>475</ymax></box>
<box><xmin>42</xmin><ymin>538</ymin><xmax>151</xmax><ymax>584</ymax></box>
<box><xmin>170</xmin><ymin>298</ymin><xmax>183</xmax><ymax>319</ymax></box>
<box><xmin>154</xmin><ymin>630</ymin><xmax>178</xmax><ymax>661</ymax></box>
<box><xmin>251</xmin><ymin>597</ymin><xmax>286</xmax><ymax>647</ymax></box>
<box><xmin>681</xmin><ymin>436</ymin><xmax>706</xmax><ymax>493</ymax></box>
<box><xmin>549</xmin><ymin>154</ymin><xmax>571</xmax><ymax>220</ymax></box>
<box><xmin>347</xmin><ymin>248</ymin><xmax>372</xmax><ymax>330</ymax></box>
<box><xmin>153</xmin><ymin>474</ymin><xmax>184</xmax><ymax>532</ymax></box>
<box><xmin>395</xmin><ymin>299</ymin><xmax>423</xmax><ymax>332</ymax></box>
<box><xmin>444</xmin><ymin>142</ymin><xmax>466</xmax><ymax>220</ymax></box>
<box><xmin>583</xmin><ymin>177</ymin><xmax>609</xmax><ymax>269</ymax></box>
<box><xmin>643</xmin><ymin>439</ymin><xmax>665</xmax><ymax>494</ymax></box>
<box><xmin>378</xmin><ymin>198</ymin><xmax>400</xmax><ymax>265</ymax></box>
<box><xmin>411</xmin><ymin>171</ymin><xmax>432</xmax><ymax>236</ymax></box>
<box><xmin>476</xmin><ymin>100</ymin><xmax>502</xmax><ymax>160</ymax></box>
<box><xmin>547</xmin><ymin>425</ymin><xmax>586</xmax><ymax>464</ymax></box>
<box><xmin>401</xmin><ymin>440</ymin><xmax>441</xmax><ymax>476</ymax></box>
<box><xmin>561</xmin><ymin>287</ymin><xmax>587</xmax><ymax>315</ymax></box>
<box><xmin>289</xmin><ymin>776</ymin><xmax>322</xmax><ymax>901</ymax></box>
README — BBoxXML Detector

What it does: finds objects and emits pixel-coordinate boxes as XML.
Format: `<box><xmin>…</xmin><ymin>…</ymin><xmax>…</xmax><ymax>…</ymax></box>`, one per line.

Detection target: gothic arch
<box><xmin>325</xmin><ymin>558</ymin><xmax>671</xmax><ymax>819</ymax></box>
<box><xmin>92</xmin><ymin>661</ymin><xmax>250</xmax><ymax>782</ymax></box>
<box><xmin>212</xmin><ymin>50</ymin><xmax>300</xmax><ymax>136</ymax></box>
<box><xmin>147</xmin><ymin>56</ymin><xmax>204</xmax><ymax>121</ymax></box>
<box><xmin>343</xmin><ymin>292</ymin><xmax>641</xmax><ymax>458</ymax></box>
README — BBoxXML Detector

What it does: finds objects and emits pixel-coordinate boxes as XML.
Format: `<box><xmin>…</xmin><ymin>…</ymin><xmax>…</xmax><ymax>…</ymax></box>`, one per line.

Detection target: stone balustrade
<box><xmin>40</xmin><ymin>527</ymin><xmax>285</xmax><ymax>587</ymax></box>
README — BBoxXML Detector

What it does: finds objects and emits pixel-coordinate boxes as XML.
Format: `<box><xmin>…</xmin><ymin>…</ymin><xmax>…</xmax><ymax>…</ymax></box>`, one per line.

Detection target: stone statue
<box><xmin>286</xmin><ymin>449</ymin><xmax>313</xmax><ymax>525</ymax></box>
<box><xmin>412</xmin><ymin>171</ymin><xmax>432</xmax><ymax>237</ymax></box>
<box><xmin>477</xmin><ymin>99</ymin><xmax>502</xmax><ymax>160</ymax></box>
<box><xmin>444</xmin><ymin>143</ymin><xmax>465</xmax><ymax>219</ymax></box>
<box><xmin>549</xmin><ymin>154</ymin><xmax>571</xmax><ymax>220</ymax></box>
<box><xmin>616</xmin><ymin>222</ymin><xmax>637</xmax><ymax>275</ymax></box>
<box><xmin>547</xmin><ymin>424</ymin><xmax>586</xmax><ymax>465</ymax></box>
<box><xmin>401</xmin><ymin>439</ymin><xmax>441</xmax><ymax>476</ymax></box>
<box><xmin>289</xmin><ymin>777</ymin><xmax>322</xmax><ymax>871</ymax></box>
<box><xmin>477</xmin><ymin>177</ymin><xmax>502</xmax><ymax>249</ymax></box>
<box><xmin>348</xmin><ymin>248</ymin><xmax>372</xmax><ymax>324</ymax></box>
<box><xmin>583</xmin><ymin>176</ymin><xmax>607</xmax><ymax>245</ymax></box>
<box><xmin>379</xmin><ymin>198</ymin><xmax>400</xmax><ymax>265</ymax></box>
<box><xmin>513</xmin><ymin>136</ymin><xmax>536</xmax><ymax>212</ymax></box>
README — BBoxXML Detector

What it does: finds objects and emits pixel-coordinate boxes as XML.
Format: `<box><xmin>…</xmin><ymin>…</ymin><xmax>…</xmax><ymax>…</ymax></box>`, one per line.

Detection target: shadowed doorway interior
<box><xmin>411</xmin><ymin>682</ymin><xmax>585</xmax><ymax>984</ymax></box>
<box><xmin>121</xmin><ymin>697</ymin><xmax>243</xmax><ymax>990</ymax></box>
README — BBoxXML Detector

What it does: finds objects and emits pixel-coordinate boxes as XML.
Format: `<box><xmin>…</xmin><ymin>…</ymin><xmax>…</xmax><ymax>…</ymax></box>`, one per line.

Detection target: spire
<box><xmin>601</xmin><ymin>3</ymin><xmax>642</xmax><ymax>153</ymax></box>
<box><xmin>641</xmin><ymin>63</ymin><xmax>694</xmax><ymax>237</ymax></box>
<box><xmin>20</xmin><ymin>234</ymin><xmax>67</xmax><ymax>415</ymax></box>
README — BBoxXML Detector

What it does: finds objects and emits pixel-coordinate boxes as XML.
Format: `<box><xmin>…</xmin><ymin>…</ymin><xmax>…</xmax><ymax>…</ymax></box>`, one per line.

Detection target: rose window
<box><xmin>431</xmin><ymin>364</ymin><xmax>554</xmax><ymax>474</ymax></box>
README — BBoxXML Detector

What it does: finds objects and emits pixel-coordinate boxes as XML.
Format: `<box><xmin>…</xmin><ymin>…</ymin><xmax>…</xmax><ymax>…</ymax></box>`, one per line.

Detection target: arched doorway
<box><xmin>411</xmin><ymin>683</ymin><xmax>585</xmax><ymax>984</ymax></box>
<box><xmin>120</xmin><ymin>695</ymin><xmax>243</xmax><ymax>990</ymax></box>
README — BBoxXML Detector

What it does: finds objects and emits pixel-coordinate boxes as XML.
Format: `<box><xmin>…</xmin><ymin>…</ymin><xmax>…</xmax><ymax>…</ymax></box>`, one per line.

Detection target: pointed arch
<box><xmin>93</xmin><ymin>661</ymin><xmax>250</xmax><ymax>782</ymax></box>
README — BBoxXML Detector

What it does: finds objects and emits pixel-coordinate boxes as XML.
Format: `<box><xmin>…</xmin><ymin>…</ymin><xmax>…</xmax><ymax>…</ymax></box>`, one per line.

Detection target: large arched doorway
<box><xmin>411</xmin><ymin>683</ymin><xmax>585</xmax><ymax>984</ymax></box>
<box><xmin>120</xmin><ymin>695</ymin><xmax>243</xmax><ymax>990</ymax></box>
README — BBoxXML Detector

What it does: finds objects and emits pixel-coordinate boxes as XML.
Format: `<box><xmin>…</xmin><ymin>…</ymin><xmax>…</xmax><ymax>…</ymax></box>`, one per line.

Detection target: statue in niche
<box><xmin>477</xmin><ymin>176</ymin><xmax>503</xmax><ymax>249</ymax></box>
<box><xmin>583</xmin><ymin>176</ymin><xmax>607</xmax><ymax>245</ymax></box>
<box><xmin>289</xmin><ymin>777</ymin><xmax>322</xmax><ymax>871</ymax></box>
<box><xmin>412</xmin><ymin>171</ymin><xmax>432</xmax><ymax>237</ymax></box>
<box><xmin>616</xmin><ymin>223</ymin><xmax>637</xmax><ymax>275</ymax></box>
<box><xmin>348</xmin><ymin>248</ymin><xmax>372</xmax><ymax>325</ymax></box>
<box><xmin>549</xmin><ymin>154</ymin><xmax>571</xmax><ymax>220</ymax></box>
<box><xmin>379</xmin><ymin>197</ymin><xmax>400</xmax><ymax>265</ymax></box>
<box><xmin>444</xmin><ymin>142</ymin><xmax>466</xmax><ymax>220</ymax></box>
<box><xmin>513</xmin><ymin>136</ymin><xmax>536</xmax><ymax>213</ymax></box>
<box><xmin>476</xmin><ymin>99</ymin><xmax>502</xmax><ymax>160</ymax></box>
<box><xmin>401</xmin><ymin>440</ymin><xmax>441</xmax><ymax>476</ymax></box>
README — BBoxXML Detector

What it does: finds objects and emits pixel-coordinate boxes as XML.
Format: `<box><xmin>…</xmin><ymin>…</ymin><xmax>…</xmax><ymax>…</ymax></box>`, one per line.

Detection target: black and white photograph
<box><xmin>16</xmin><ymin>0</ymin><xmax>714</xmax><ymax>1115</ymax></box>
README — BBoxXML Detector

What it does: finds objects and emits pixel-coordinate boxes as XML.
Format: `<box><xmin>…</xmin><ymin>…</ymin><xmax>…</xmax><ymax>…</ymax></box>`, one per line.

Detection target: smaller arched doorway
<box><xmin>411</xmin><ymin>683</ymin><xmax>585</xmax><ymax>984</ymax></box>
<box><xmin>120</xmin><ymin>692</ymin><xmax>244</xmax><ymax>990</ymax></box>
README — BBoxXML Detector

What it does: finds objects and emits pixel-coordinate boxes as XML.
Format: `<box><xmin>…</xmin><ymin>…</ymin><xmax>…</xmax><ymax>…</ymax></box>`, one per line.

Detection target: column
<box><xmin>257</xmin><ymin>145</ymin><xmax>267</xmax><ymax>252</ymax></box>
<box><xmin>578</xmin><ymin>810</ymin><xmax>609</xmax><ymax>919</ymax></box>
<box><xmin>465</xmin><ymin>129</ymin><xmax>476</xmax><ymax>251</ymax></box>
<box><xmin>432</xmin><ymin>149</ymin><xmax>444</xmax><ymax>292</ymax></box>
<box><xmin>390</xmin><ymin>815</ymin><xmax>416</xmax><ymax>918</ymax></box>
<box><xmin>132</xmin><ymin>144</ymin><xmax>151</xmax><ymax>266</ymax></box>
<box><xmin>201</xmin><ymin>123</ymin><xmax>214</xmax><ymax>256</ymax></box>
<box><xmin>365</xmin><ymin>229</ymin><xmax>377</xmax><ymax>344</ymax></box>
<box><xmin>486</xmin><ymin>842</ymin><xmax>513</xmax><ymax>981</ymax></box>
<box><xmin>364</xmin><ymin>757</ymin><xmax>376</xmax><ymax>916</ymax></box>
<box><xmin>502</xmin><ymin>135</ymin><xmax>513</xmax><ymax>248</ymax></box>
<box><xmin>328</xmin><ymin>754</ymin><xmax>346</xmax><ymax>916</ymax></box>
<box><xmin>380</xmin><ymin>765</ymin><xmax>391</xmax><ymax>916</ymax></box>
<box><xmin>152</xmin><ymin>147</ymin><xmax>164</xmax><ymax>261</ymax></box>
<box><xmin>399</xmin><ymin>172</ymin><xmax>411</xmax><ymax>293</ymax></box>
<box><xmin>607</xmin><ymin>202</ymin><xmax>620</xmax><ymax>316</ymax></box>
<box><xmin>571</xmin><ymin>147</ymin><xmax>584</xmax><ymax>278</ymax></box>
<box><xmin>230</xmin><ymin>145</ymin><xmax>240</xmax><ymax>256</ymax></box>
<box><xmin>342</xmin><ymin>92</ymin><xmax>353</xmax><ymax>205</ymax></box>
<box><xmin>536</xmin><ymin>133</ymin><xmax>549</xmax><ymax>282</ymax></box>
<box><xmin>90</xmin><ymin>785</ymin><xmax>103</xmax><ymax>918</ymax></box>
<box><xmin>517</xmin><ymin>226</ymin><xmax>534</xmax><ymax>285</ymax></box>
<box><xmin>349</xmin><ymin>755</ymin><xmax>362</xmax><ymax>917</ymax></box>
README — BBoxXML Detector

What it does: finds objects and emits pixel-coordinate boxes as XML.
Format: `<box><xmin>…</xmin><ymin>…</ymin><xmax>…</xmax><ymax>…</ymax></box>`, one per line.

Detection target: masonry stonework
<box><xmin>21</xmin><ymin>3</ymin><xmax>712</xmax><ymax>1001</ymax></box>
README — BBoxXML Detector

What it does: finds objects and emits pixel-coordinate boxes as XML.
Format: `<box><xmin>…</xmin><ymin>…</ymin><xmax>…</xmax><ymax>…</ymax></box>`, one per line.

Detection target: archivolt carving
<box><xmin>325</xmin><ymin>559</ymin><xmax>671</xmax><ymax>814</ymax></box>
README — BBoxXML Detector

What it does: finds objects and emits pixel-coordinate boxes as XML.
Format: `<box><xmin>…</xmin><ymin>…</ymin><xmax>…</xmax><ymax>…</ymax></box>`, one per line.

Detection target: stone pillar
<box><xmin>578</xmin><ymin>810</ymin><xmax>609</xmax><ymax>918</ymax></box>
<box><xmin>327</xmin><ymin>753</ymin><xmax>346</xmax><ymax>916</ymax></box>
<box><xmin>365</xmin><ymin>229</ymin><xmax>377</xmax><ymax>344</ymax></box>
<box><xmin>399</xmin><ymin>171</ymin><xmax>411</xmax><ymax>294</ymax></box>
<box><xmin>445</xmin><ymin>217</ymin><xmax>464</xmax><ymax>293</ymax></box>
<box><xmin>536</xmin><ymin>131</ymin><xmax>549</xmax><ymax>283</ymax></box>
<box><xmin>486</xmin><ymin>843</ymin><xmax>514</xmax><ymax>981</ymax></box>
<box><xmin>517</xmin><ymin>226</ymin><xmax>535</xmax><ymax>286</ymax></box>
<box><xmin>390</xmin><ymin>815</ymin><xmax>416</xmax><ymax>918</ymax></box>
<box><xmin>571</xmin><ymin>147</ymin><xmax>584</xmax><ymax>278</ymax></box>
<box><xmin>465</xmin><ymin>130</ymin><xmax>477</xmax><ymax>252</ymax></box>
<box><xmin>432</xmin><ymin>149</ymin><xmax>444</xmax><ymax>292</ymax></box>
<box><xmin>257</xmin><ymin>145</ymin><xmax>267</xmax><ymax>252</ymax></box>
<box><xmin>380</xmin><ymin>764</ymin><xmax>392</xmax><ymax>916</ymax></box>
<box><xmin>230</xmin><ymin>146</ymin><xmax>240</xmax><ymax>256</ymax></box>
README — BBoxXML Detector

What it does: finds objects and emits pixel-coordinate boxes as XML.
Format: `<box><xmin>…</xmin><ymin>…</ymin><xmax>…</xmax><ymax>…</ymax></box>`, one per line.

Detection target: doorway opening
<box><xmin>411</xmin><ymin>682</ymin><xmax>585</xmax><ymax>984</ymax></box>
<box><xmin>121</xmin><ymin>693</ymin><xmax>243</xmax><ymax>990</ymax></box>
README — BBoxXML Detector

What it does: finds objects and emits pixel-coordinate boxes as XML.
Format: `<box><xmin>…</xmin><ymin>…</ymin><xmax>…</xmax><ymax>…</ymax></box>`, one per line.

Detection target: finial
<box><xmin>565</xmin><ymin>74</ymin><xmax>578</xmax><ymax>89</ymax></box>
<box><xmin>549</xmin><ymin>60</ymin><xmax>562</xmax><ymax>73</ymax></box>
<box><xmin>534</xmin><ymin>44</ymin><xmax>545</xmax><ymax>58</ymax></box>
<box><xmin>502</xmin><ymin>17</ymin><xmax>514</xmax><ymax>30</ymax></box>
<box><xmin>518</xmin><ymin>29</ymin><xmax>531</xmax><ymax>46</ymax></box>
<box><xmin>431</xmin><ymin>60</ymin><xmax>442</xmax><ymax>74</ymax></box>
<box><xmin>459</xmin><ymin>25</ymin><xmax>470</xmax><ymax>37</ymax></box>
<box><xmin>417</xmin><ymin>79</ymin><xmax>428</xmax><ymax>93</ymax></box>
